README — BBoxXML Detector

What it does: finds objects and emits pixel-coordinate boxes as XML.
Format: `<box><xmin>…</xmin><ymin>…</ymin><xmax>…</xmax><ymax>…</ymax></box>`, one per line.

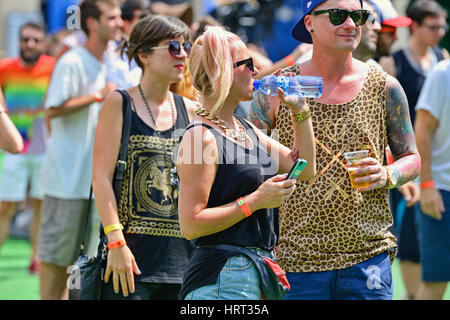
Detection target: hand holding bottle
<box><xmin>275</xmin><ymin>70</ymin><xmax>308</xmax><ymax>114</ymax></box>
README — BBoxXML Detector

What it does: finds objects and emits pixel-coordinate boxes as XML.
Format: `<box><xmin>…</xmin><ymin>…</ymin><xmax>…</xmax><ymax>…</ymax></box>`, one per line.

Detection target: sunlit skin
<box><xmin>249</xmin><ymin>0</ymin><xmax>420</xmax><ymax>192</ymax></box>
<box><xmin>96</xmin><ymin>2</ymin><xmax>123</xmax><ymax>43</ymax></box>
<box><xmin>351</xmin><ymin>77</ymin><xmax>420</xmax><ymax>190</ymax></box>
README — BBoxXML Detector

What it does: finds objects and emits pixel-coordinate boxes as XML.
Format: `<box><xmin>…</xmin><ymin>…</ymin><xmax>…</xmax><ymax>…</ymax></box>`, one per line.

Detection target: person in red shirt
<box><xmin>0</xmin><ymin>22</ymin><xmax>55</xmax><ymax>275</ymax></box>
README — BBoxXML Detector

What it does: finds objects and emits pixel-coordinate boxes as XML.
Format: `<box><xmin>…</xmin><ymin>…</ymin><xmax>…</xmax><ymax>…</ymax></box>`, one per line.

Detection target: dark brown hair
<box><xmin>119</xmin><ymin>14</ymin><xmax>191</xmax><ymax>71</ymax></box>
<box><xmin>407</xmin><ymin>0</ymin><xmax>447</xmax><ymax>25</ymax></box>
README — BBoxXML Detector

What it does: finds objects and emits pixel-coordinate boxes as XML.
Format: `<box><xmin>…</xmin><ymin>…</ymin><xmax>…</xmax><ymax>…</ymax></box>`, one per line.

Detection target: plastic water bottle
<box><xmin>253</xmin><ymin>75</ymin><xmax>322</xmax><ymax>98</ymax></box>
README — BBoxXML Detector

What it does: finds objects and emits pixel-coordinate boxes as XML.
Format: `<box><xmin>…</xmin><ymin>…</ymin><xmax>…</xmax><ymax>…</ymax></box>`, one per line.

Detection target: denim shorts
<box><xmin>184</xmin><ymin>248</ymin><xmax>272</xmax><ymax>300</ymax></box>
<box><xmin>390</xmin><ymin>188</ymin><xmax>420</xmax><ymax>263</ymax></box>
<box><xmin>415</xmin><ymin>190</ymin><xmax>450</xmax><ymax>282</ymax></box>
<box><xmin>283</xmin><ymin>252</ymin><xmax>393</xmax><ymax>300</ymax></box>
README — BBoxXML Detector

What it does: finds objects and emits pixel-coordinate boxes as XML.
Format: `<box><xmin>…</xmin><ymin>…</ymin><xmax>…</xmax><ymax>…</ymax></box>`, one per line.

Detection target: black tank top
<box><xmin>117</xmin><ymin>92</ymin><xmax>194</xmax><ymax>284</ymax></box>
<box><xmin>178</xmin><ymin>116</ymin><xmax>278</xmax><ymax>298</ymax></box>
<box><xmin>393</xmin><ymin>47</ymin><xmax>444</xmax><ymax>125</ymax></box>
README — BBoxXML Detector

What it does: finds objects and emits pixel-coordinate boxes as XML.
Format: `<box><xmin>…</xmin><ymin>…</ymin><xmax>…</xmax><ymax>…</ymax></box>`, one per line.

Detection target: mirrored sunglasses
<box><xmin>233</xmin><ymin>57</ymin><xmax>254</xmax><ymax>72</ymax></box>
<box><xmin>312</xmin><ymin>9</ymin><xmax>371</xmax><ymax>26</ymax></box>
<box><xmin>151</xmin><ymin>39</ymin><xmax>192</xmax><ymax>58</ymax></box>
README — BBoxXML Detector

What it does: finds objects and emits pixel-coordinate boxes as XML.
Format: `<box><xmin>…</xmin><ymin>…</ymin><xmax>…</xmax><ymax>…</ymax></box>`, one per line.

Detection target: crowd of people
<box><xmin>0</xmin><ymin>0</ymin><xmax>448</xmax><ymax>300</ymax></box>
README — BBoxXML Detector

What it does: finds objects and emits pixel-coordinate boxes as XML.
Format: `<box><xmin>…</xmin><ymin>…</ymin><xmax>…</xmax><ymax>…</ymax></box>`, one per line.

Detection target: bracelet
<box><xmin>236</xmin><ymin>197</ymin><xmax>252</xmax><ymax>218</ymax></box>
<box><xmin>284</xmin><ymin>54</ymin><xmax>295</xmax><ymax>66</ymax></box>
<box><xmin>420</xmin><ymin>180</ymin><xmax>435</xmax><ymax>189</ymax></box>
<box><xmin>104</xmin><ymin>223</ymin><xmax>124</xmax><ymax>235</ymax></box>
<box><xmin>107</xmin><ymin>239</ymin><xmax>126</xmax><ymax>250</ymax></box>
<box><xmin>291</xmin><ymin>106</ymin><xmax>311</xmax><ymax>123</ymax></box>
<box><xmin>94</xmin><ymin>91</ymin><xmax>103</xmax><ymax>103</ymax></box>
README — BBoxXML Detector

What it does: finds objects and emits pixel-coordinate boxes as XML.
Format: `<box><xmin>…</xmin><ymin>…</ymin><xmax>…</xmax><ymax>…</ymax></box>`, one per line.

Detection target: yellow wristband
<box><xmin>104</xmin><ymin>223</ymin><xmax>124</xmax><ymax>235</ymax></box>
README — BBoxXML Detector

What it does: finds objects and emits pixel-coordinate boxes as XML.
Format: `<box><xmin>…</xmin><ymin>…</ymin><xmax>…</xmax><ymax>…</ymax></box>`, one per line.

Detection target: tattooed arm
<box><xmin>384</xmin><ymin>75</ymin><xmax>421</xmax><ymax>186</ymax></box>
<box><xmin>248</xmin><ymin>90</ymin><xmax>279</xmax><ymax>135</ymax></box>
<box><xmin>354</xmin><ymin>75</ymin><xmax>420</xmax><ymax>191</ymax></box>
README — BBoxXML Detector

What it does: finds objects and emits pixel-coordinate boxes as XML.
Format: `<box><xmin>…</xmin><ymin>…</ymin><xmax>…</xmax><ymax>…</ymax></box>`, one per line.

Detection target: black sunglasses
<box><xmin>233</xmin><ymin>57</ymin><xmax>254</xmax><ymax>72</ymax></box>
<box><xmin>312</xmin><ymin>9</ymin><xmax>371</xmax><ymax>26</ymax></box>
<box><xmin>151</xmin><ymin>39</ymin><xmax>192</xmax><ymax>58</ymax></box>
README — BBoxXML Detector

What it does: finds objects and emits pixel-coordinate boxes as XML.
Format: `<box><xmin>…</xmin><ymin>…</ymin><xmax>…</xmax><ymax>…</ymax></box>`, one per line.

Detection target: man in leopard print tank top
<box><xmin>248</xmin><ymin>0</ymin><xmax>421</xmax><ymax>300</ymax></box>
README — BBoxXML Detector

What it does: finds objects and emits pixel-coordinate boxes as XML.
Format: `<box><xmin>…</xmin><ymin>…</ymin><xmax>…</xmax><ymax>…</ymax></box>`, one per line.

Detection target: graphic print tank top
<box><xmin>117</xmin><ymin>92</ymin><xmax>194</xmax><ymax>283</ymax></box>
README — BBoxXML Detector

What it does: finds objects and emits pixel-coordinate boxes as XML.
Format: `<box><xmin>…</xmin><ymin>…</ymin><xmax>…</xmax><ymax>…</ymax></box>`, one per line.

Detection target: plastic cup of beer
<box><xmin>343</xmin><ymin>150</ymin><xmax>370</xmax><ymax>188</ymax></box>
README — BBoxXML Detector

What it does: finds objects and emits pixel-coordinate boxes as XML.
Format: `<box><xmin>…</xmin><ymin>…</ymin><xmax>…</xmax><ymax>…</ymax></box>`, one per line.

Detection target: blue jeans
<box><xmin>283</xmin><ymin>252</ymin><xmax>393</xmax><ymax>300</ymax></box>
<box><xmin>184</xmin><ymin>248</ymin><xmax>272</xmax><ymax>300</ymax></box>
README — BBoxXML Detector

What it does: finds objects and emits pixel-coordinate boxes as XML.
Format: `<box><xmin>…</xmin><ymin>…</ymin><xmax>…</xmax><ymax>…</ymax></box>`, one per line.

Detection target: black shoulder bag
<box><xmin>68</xmin><ymin>90</ymin><xmax>132</xmax><ymax>300</ymax></box>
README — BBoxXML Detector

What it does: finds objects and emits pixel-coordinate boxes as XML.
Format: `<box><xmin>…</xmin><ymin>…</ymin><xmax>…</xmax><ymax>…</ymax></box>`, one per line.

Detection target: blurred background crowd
<box><xmin>0</xmin><ymin>0</ymin><xmax>449</xmax><ymax>300</ymax></box>
<box><xmin>0</xmin><ymin>0</ymin><xmax>447</xmax><ymax>65</ymax></box>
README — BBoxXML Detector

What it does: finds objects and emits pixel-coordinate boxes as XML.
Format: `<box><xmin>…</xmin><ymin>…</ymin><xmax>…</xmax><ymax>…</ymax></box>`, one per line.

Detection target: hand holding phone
<box><xmin>286</xmin><ymin>159</ymin><xmax>307</xmax><ymax>180</ymax></box>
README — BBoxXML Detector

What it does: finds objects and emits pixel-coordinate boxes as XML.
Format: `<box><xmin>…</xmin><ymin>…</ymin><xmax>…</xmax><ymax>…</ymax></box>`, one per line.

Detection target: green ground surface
<box><xmin>0</xmin><ymin>237</ymin><xmax>448</xmax><ymax>300</ymax></box>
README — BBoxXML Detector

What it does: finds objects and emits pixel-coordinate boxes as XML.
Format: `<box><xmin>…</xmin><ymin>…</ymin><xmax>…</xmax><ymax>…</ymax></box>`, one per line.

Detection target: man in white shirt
<box><xmin>37</xmin><ymin>0</ymin><xmax>122</xmax><ymax>300</ymax></box>
<box><xmin>414</xmin><ymin>59</ymin><xmax>450</xmax><ymax>300</ymax></box>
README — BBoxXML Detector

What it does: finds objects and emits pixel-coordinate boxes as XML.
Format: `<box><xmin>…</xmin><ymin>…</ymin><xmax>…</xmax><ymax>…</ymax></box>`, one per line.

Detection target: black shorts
<box><xmin>100</xmin><ymin>280</ymin><xmax>181</xmax><ymax>300</ymax></box>
<box><xmin>389</xmin><ymin>188</ymin><xmax>420</xmax><ymax>263</ymax></box>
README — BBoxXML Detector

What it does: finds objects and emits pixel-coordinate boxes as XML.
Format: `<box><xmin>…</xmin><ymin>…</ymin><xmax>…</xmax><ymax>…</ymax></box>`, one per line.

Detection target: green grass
<box><xmin>0</xmin><ymin>238</ymin><xmax>39</xmax><ymax>300</ymax></box>
<box><xmin>0</xmin><ymin>237</ymin><xmax>448</xmax><ymax>300</ymax></box>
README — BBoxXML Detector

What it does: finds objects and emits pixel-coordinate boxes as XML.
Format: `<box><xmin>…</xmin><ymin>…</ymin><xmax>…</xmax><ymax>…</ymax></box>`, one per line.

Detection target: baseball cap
<box><xmin>291</xmin><ymin>0</ymin><xmax>364</xmax><ymax>43</ymax></box>
<box><xmin>369</xmin><ymin>0</ymin><xmax>412</xmax><ymax>27</ymax></box>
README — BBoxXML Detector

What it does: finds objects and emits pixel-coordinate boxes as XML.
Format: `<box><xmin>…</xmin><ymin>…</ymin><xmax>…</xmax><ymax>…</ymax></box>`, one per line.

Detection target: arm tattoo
<box><xmin>385</xmin><ymin>76</ymin><xmax>421</xmax><ymax>185</ymax></box>
<box><xmin>248</xmin><ymin>91</ymin><xmax>274</xmax><ymax>133</ymax></box>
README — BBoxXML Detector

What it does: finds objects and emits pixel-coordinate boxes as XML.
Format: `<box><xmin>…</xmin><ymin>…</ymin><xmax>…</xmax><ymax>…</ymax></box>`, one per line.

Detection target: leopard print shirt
<box><xmin>275</xmin><ymin>64</ymin><xmax>397</xmax><ymax>272</ymax></box>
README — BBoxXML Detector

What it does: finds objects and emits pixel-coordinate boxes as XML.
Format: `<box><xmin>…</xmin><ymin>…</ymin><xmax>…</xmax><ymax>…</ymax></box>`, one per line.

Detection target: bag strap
<box><xmin>113</xmin><ymin>90</ymin><xmax>132</xmax><ymax>201</ymax></box>
<box><xmin>79</xmin><ymin>90</ymin><xmax>132</xmax><ymax>255</ymax></box>
<box><xmin>79</xmin><ymin>186</ymin><xmax>94</xmax><ymax>255</ymax></box>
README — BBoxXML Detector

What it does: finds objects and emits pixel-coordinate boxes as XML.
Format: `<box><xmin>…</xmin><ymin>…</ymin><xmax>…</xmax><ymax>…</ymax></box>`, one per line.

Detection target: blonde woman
<box><xmin>176</xmin><ymin>26</ymin><xmax>316</xmax><ymax>300</ymax></box>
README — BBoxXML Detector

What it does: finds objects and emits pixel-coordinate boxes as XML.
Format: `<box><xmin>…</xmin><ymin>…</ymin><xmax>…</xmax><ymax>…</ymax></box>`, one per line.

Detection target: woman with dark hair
<box><xmin>92</xmin><ymin>14</ymin><xmax>197</xmax><ymax>300</ymax></box>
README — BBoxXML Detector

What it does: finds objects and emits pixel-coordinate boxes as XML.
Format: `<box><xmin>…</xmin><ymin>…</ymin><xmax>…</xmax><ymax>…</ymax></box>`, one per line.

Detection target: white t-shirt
<box><xmin>41</xmin><ymin>46</ymin><xmax>106</xmax><ymax>199</ymax></box>
<box><xmin>415</xmin><ymin>59</ymin><xmax>450</xmax><ymax>192</ymax></box>
<box><xmin>104</xmin><ymin>43</ymin><xmax>141</xmax><ymax>90</ymax></box>
<box><xmin>62</xmin><ymin>32</ymin><xmax>141</xmax><ymax>90</ymax></box>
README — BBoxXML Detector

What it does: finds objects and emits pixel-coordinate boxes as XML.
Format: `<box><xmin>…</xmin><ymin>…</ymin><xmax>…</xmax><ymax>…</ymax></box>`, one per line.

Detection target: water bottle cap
<box><xmin>253</xmin><ymin>79</ymin><xmax>261</xmax><ymax>91</ymax></box>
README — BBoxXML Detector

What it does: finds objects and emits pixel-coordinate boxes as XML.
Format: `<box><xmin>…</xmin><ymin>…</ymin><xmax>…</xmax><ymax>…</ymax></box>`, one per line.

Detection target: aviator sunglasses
<box><xmin>233</xmin><ymin>57</ymin><xmax>255</xmax><ymax>72</ymax></box>
<box><xmin>151</xmin><ymin>39</ymin><xmax>192</xmax><ymax>58</ymax></box>
<box><xmin>312</xmin><ymin>9</ymin><xmax>371</xmax><ymax>26</ymax></box>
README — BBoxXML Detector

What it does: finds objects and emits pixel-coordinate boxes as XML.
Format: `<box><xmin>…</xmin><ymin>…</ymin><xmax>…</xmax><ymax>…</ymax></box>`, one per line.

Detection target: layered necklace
<box><xmin>138</xmin><ymin>83</ymin><xmax>179</xmax><ymax>187</ymax></box>
<box><xmin>195</xmin><ymin>106</ymin><xmax>247</xmax><ymax>142</ymax></box>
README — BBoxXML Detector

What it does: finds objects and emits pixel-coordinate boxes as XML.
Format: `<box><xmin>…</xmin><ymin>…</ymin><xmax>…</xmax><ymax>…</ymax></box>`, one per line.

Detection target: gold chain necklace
<box><xmin>195</xmin><ymin>106</ymin><xmax>247</xmax><ymax>142</ymax></box>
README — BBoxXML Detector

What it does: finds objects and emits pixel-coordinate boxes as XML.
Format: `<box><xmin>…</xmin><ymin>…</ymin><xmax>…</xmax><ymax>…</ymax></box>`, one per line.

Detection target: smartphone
<box><xmin>286</xmin><ymin>159</ymin><xmax>307</xmax><ymax>180</ymax></box>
